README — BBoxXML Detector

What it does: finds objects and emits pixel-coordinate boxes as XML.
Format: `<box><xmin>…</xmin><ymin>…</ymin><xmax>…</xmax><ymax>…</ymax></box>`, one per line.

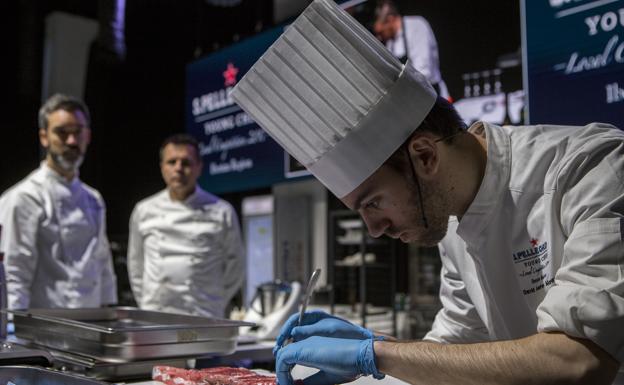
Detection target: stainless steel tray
<box><xmin>16</xmin><ymin>327</ymin><xmax>237</xmax><ymax>363</ymax></box>
<box><xmin>9</xmin><ymin>307</ymin><xmax>254</xmax><ymax>362</ymax></box>
<box><xmin>10</xmin><ymin>307</ymin><xmax>254</xmax><ymax>344</ymax></box>
<box><xmin>0</xmin><ymin>340</ymin><xmax>53</xmax><ymax>367</ymax></box>
<box><xmin>49</xmin><ymin>348</ymin><xmax>188</xmax><ymax>381</ymax></box>
<box><xmin>0</xmin><ymin>365</ymin><xmax>110</xmax><ymax>385</ymax></box>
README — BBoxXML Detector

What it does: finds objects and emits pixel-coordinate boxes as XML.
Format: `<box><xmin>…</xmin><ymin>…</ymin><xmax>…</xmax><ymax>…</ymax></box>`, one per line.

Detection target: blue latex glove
<box><xmin>274</xmin><ymin>311</ymin><xmax>374</xmax><ymax>356</ymax></box>
<box><xmin>276</xmin><ymin>336</ymin><xmax>385</xmax><ymax>385</ymax></box>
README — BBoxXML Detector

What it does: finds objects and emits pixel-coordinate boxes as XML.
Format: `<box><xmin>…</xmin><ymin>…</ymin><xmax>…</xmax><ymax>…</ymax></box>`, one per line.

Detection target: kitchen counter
<box><xmin>130</xmin><ymin>365</ymin><xmax>410</xmax><ymax>385</ymax></box>
<box><xmin>131</xmin><ymin>376</ymin><xmax>408</xmax><ymax>385</ymax></box>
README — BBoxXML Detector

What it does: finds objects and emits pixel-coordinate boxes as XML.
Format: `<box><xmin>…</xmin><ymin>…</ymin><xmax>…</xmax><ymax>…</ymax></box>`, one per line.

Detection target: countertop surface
<box><xmin>130</xmin><ymin>365</ymin><xmax>409</xmax><ymax>385</ymax></box>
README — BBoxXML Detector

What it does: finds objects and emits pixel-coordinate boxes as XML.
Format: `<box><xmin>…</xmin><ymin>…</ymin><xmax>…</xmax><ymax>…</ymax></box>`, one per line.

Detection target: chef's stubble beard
<box><xmin>51</xmin><ymin>151</ymin><xmax>84</xmax><ymax>173</ymax></box>
<box><xmin>405</xmin><ymin>176</ymin><xmax>449</xmax><ymax>246</ymax></box>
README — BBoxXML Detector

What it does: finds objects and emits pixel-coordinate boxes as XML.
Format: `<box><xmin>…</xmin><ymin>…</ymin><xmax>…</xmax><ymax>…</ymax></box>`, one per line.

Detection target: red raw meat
<box><xmin>153</xmin><ymin>365</ymin><xmax>276</xmax><ymax>385</ymax></box>
<box><xmin>153</xmin><ymin>365</ymin><xmax>204</xmax><ymax>385</ymax></box>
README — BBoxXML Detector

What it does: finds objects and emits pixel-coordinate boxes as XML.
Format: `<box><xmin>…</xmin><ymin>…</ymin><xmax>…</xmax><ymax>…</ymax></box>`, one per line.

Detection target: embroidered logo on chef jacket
<box><xmin>512</xmin><ymin>238</ymin><xmax>555</xmax><ymax>295</ymax></box>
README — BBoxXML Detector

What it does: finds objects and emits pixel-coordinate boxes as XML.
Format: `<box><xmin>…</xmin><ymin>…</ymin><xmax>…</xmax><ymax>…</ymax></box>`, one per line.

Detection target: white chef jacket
<box><xmin>127</xmin><ymin>187</ymin><xmax>244</xmax><ymax>318</ymax></box>
<box><xmin>385</xmin><ymin>16</ymin><xmax>443</xmax><ymax>87</ymax></box>
<box><xmin>424</xmin><ymin>122</ymin><xmax>624</xmax><ymax>380</ymax></box>
<box><xmin>0</xmin><ymin>162</ymin><xmax>118</xmax><ymax>309</ymax></box>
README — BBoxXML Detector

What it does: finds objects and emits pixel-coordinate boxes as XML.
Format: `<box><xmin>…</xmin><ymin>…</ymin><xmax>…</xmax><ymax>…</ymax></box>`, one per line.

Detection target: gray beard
<box><xmin>51</xmin><ymin>152</ymin><xmax>84</xmax><ymax>173</ymax></box>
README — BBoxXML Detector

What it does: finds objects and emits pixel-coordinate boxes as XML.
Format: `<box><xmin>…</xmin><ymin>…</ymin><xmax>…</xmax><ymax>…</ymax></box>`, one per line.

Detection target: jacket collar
<box><xmin>164</xmin><ymin>186</ymin><xmax>218</xmax><ymax>207</ymax></box>
<box><xmin>456</xmin><ymin>121</ymin><xmax>511</xmax><ymax>247</ymax></box>
<box><xmin>36</xmin><ymin>161</ymin><xmax>80</xmax><ymax>188</ymax></box>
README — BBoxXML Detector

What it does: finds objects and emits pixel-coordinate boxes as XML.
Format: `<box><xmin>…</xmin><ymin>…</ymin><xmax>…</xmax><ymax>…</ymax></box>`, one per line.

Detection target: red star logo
<box><xmin>530</xmin><ymin>238</ymin><xmax>539</xmax><ymax>248</ymax></box>
<box><xmin>223</xmin><ymin>62</ymin><xmax>239</xmax><ymax>87</ymax></box>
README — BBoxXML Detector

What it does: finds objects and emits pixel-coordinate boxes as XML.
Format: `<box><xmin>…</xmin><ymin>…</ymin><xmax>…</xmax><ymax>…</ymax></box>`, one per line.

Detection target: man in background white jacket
<box><xmin>0</xmin><ymin>93</ymin><xmax>117</xmax><ymax>309</ymax></box>
<box><xmin>127</xmin><ymin>134</ymin><xmax>244</xmax><ymax>318</ymax></box>
<box><xmin>373</xmin><ymin>0</ymin><xmax>449</xmax><ymax>99</ymax></box>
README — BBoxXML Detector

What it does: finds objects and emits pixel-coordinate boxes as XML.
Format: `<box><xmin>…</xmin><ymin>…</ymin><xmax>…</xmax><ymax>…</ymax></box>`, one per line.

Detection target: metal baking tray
<box><xmin>9</xmin><ymin>307</ymin><xmax>254</xmax><ymax>362</ymax></box>
<box><xmin>0</xmin><ymin>365</ymin><xmax>110</xmax><ymax>385</ymax></box>
<box><xmin>0</xmin><ymin>340</ymin><xmax>53</xmax><ymax>367</ymax></box>
<box><xmin>49</xmin><ymin>348</ymin><xmax>189</xmax><ymax>381</ymax></box>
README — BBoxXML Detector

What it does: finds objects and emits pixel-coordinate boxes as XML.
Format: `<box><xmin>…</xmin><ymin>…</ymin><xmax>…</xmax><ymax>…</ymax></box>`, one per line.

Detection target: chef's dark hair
<box><xmin>385</xmin><ymin>96</ymin><xmax>467</xmax><ymax>173</ymax></box>
<box><xmin>374</xmin><ymin>0</ymin><xmax>400</xmax><ymax>21</ymax></box>
<box><xmin>159</xmin><ymin>133</ymin><xmax>201</xmax><ymax>162</ymax></box>
<box><xmin>38</xmin><ymin>93</ymin><xmax>91</xmax><ymax>130</ymax></box>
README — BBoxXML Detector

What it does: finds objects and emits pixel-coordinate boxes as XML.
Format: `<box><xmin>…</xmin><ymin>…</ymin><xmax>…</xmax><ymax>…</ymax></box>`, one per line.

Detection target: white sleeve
<box><xmin>0</xmin><ymin>191</ymin><xmax>41</xmax><ymax>310</ymax></box>
<box><xmin>405</xmin><ymin>16</ymin><xmax>439</xmax><ymax>84</ymax></box>
<box><xmin>97</xmin><ymin>198</ymin><xmax>117</xmax><ymax>306</ymax></box>
<box><xmin>536</xmin><ymin>131</ymin><xmax>624</xmax><ymax>362</ymax></box>
<box><xmin>424</xmin><ymin>240</ymin><xmax>489</xmax><ymax>344</ymax></box>
<box><xmin>221</xmin><ymin>204</ymin><xmax>245</xmax><ymax>303</ymax></box>
<box><xmin>127</xmin><ymin>205</ymin><xmax>144</xmax><ymax>305</ymax></box>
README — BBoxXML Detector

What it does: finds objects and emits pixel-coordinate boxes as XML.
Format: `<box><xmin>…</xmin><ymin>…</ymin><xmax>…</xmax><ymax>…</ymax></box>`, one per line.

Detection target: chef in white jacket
<box><xmin>127</xmin><ymin>133</ymin><xmax>244</xmax><ymax>318</ymax></box>
<box><xmin>373</xmin><ymin>0</ymin><xmax>449</xmax><ymax>99</ymax></box>
<box><xmin>231</xmin><ymin>1</ymin><xmax>623</xmax><ymax>384</ymax></box>
<box><xmin>0</xmin><ymin>93</ymin><xmax>117</xmax><ymax>309</ymax></box>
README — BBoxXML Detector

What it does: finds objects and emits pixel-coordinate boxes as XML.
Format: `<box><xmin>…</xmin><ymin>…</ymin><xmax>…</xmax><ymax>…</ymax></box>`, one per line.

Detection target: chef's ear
<box><xmin>407</xmin><ymin>134</ymin><xmax>440</xmax><ymax>180</ymax></box>
<box><xmin>39</xmin><ymin>127</ymin><xmax>49</xmax><ymax>149</ymax></box>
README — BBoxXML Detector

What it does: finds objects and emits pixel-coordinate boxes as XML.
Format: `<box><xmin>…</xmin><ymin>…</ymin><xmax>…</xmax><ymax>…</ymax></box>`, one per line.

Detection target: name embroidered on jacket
<box><xmin>512</xmin><ymin>238</ymin><xmax>554</xmax><ymax>295</ymax></box>
<box><xmin>512</xmin><ymin>240</ymin><xmax>548</xmax><ymax>262</ymax></box>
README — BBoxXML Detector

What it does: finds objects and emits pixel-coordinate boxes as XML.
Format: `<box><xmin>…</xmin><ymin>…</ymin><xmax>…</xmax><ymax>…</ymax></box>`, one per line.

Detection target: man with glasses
<box><xmin>0</xmin><ymin>93</ymin><xmax>117</xmax><ymax>310</ymax></box>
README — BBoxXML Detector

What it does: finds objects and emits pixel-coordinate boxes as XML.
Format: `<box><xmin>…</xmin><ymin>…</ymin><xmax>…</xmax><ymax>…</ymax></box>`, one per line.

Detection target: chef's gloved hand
<box><xmin>276</xmin><ymin>336</ymin><xmax>385</xmax><ymax>385</ymax></box>
<box><xmin>274</xmin><ymin>311</ymin><xmax>374</xmax><ymax>356</ymax></box>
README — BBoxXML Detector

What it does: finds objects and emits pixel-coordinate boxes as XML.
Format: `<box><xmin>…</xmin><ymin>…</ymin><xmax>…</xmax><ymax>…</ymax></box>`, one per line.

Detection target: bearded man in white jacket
<box><xmin>0</xmin><ymin>93</ymin><xmax>118</xmax><ymax>309</ymax></box>
<box><xmin>127</xmin><ymin>134</ymin><xmax>244</xmax><ymax>318</ymax></box>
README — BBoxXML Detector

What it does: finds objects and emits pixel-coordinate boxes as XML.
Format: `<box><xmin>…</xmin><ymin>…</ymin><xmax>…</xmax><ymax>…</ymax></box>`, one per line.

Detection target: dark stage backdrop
<box><xmin>523</xmin><ymin>0</ymin><xmax>624</xmax><ymax>127</ymax></box>
<box><xmin>13</xmin><ymin>0</ymin><xmax>624</xmax><ymax>239</ymax></box>
<box><xmin>186</xmin><ymin>26</ymin><xmax>310</xmax><ymax>195</ymax></box>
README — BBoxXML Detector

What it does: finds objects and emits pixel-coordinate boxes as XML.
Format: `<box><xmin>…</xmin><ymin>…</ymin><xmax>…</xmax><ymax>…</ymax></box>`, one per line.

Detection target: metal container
<box><xmin>9</xmin><ymin>307</ymin><xmax>254</xmax><ymax>362</ymax></box>
<box><xmin>0</xmin><ymin>365</ymin><xmax>110</xmax><ymax>385</ymax></box>
<box><xmin>0</xmin><ymin>340</ymin><xmax>52</xmax><ymax>367</ymax></box>
<box><xmin>49</xmin><ymin>348</ymin><xmax>188</xmax><ymax>381</ymax></box>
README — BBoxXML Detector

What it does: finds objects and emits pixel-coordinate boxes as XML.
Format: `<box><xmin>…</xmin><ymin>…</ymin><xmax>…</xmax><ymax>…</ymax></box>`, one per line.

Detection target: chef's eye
<box><xmin>364</xmin><ymin>199</ymin><xmax>380</xmax><ymax>210</ymax></box>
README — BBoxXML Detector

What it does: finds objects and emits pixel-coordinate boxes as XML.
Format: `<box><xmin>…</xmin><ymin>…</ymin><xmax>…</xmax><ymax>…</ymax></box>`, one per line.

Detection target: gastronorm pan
<box><xmin>0</xmin><ymin>365</ymin><xmax>110</xmax><ymax>385</ymax></box>
<box><xmin>9</xmin><ymin>307</ymin><xmax>254</xmax><ymax>362</ymax></box>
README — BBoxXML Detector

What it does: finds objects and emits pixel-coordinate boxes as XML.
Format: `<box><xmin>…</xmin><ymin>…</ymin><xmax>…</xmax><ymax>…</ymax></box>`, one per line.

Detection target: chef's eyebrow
<box><xmin>352</xmin><ymin>186</ymin><xmax>375</xmax><ymax>211</ymax></box>
<box><xmin>53</xmin><ymin>123</ymin><xmax>86</xmax><ymax>131</ymax></box>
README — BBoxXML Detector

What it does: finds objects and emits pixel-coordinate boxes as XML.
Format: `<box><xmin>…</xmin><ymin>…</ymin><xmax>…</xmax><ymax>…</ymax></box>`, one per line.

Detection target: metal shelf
<box><xmin>328</xmin><ymin>209</ymin><xmax>399</xmax><ymax>336</ymax></box>
<box><xmin>334</xmin><ymin>262</ymin><xmax>390</xmax><ymax>268</ymax></box>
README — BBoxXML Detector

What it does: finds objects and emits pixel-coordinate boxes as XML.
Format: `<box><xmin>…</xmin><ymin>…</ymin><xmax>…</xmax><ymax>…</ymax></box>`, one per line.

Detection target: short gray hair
<box><xmin>38</xmin><ymin>93</ymin><xmax>91</xmax><ymax>130</ymax></box>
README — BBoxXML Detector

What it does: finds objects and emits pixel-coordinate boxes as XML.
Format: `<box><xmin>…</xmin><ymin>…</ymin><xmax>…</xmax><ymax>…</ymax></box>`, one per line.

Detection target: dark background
<box><xmin>0</xmin><ymin>0</ymin><xmax>521</xmax><ymax>239</ymax></box>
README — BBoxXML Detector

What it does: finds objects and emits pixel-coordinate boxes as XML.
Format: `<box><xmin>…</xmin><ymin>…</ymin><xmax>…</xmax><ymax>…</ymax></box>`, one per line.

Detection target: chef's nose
<box><xmin>361</xmin><ymin>212</ymin><xmax>389</xmax><ymax>239</ymax></box>
<box><xmin>66</xmin><ymin>133</ymin><xmax>78</xmax><ymax>145</ymax></box>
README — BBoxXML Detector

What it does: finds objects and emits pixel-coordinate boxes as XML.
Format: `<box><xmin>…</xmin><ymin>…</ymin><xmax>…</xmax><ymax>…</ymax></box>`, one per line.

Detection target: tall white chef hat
<box><xmin>231</xmin><ymin>0</ymin><xmax>436</xmax><ymax>198</ymax></box>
